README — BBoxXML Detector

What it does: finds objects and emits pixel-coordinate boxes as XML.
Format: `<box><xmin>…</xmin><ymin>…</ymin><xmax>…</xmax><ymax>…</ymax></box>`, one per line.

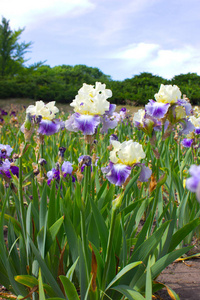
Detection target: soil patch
<box><xmin>156</xmin><ymin>258</ymin><xmax>200</xmax><ymax>299</ymax></box>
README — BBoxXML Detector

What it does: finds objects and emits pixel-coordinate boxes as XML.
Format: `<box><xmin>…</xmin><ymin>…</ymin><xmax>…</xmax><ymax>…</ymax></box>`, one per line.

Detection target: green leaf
<box><xmin>29</xmin><ymin>239</ymin><xmax>64</xmax><ymax>298</ymax></box>
<box><xmin>66</xmin><ymin>257</ymin><xmax>79</xmax><ymax>281</ymax></box>
<box><xmin>111</xmin><ymin>285</ymin><xmax>145</xmax><ymax>300</ymax></box>
<box><xmin>59</xmin><ymin>275</ymin><xmax>80</xmax><ymax>300</ymax></box>
<box><xmin>45</xmin><ymin>216</ymin><xmax>64</xmax><ymax>253</ymax></box>
<box><xmin>15</xmin><ymin>275</ymin><xmax>38</xmax><ymax>288</ymax></box>
<box><xmin>145</xmin><ymin>257</ymin><xmax>152</xmax><ymax>300</ymax></box>
<box><xmin>151</xmin><ymin>246</ymin><xmax>193</xmax><ymax>279</ymax></box>
<box><xmin>48</xmin><ymin>180</ymin><xmax>57</xmax><ymax>228</ymax></box>
<box><xmin>169</xmin><ymin>218</ymin><xmax>200</xmax><ymax>252</ymax></box>
<box><xmin>39</xmin><ymin>269</ymin><xmax>46</xmax><ymax>300</ymax></box>
<box><xmin>106</xmin><ymin>261</ymin><xmax>142</xmax><ymax>291</ymax></box>
<box><xmin>90</xmin><ymin>197</ymin><xmax>108</xmax><ymax>258</ymax></box>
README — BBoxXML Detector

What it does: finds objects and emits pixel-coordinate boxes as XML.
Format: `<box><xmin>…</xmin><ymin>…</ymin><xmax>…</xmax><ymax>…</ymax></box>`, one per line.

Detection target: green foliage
<box><xmin>1</xmin><ymin>103</ymin><xmax>200</xmax><ymax>300</ymax></box>
<box><xmin>0</xmin><ymin>17</ymin><xmax>32</xmax><ymax>78</ymax></box>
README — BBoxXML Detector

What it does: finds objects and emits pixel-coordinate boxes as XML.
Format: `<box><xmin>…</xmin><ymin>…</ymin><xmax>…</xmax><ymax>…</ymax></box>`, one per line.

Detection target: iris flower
<box><xmin>22</xmin><ymin>100</ymin><xmax>62</xmax><ymax>136</ymax></box>
<box><xmin>186</xmin><ymin>165</ymin><xmax>200</xmax><ymax>202</ymax></box>
<box><xmin>0</xmin><ymin>158</ymin><xmax>19</xmax><ymax>179</ymax></box>
<box><xmin>0</xmin><ymin>144</ymin><xmax>13</xmax><ymax>158</ymax></box>
<box><xmin>47</xmin><ymin>161</ymin><xmax>74</xmax><ymax>185</ymax></box>
<box><xmin>65</xmin><ymin>82</ymin><xmax>116</xmax><ymax>135</ymax></box>
<box><xmin>102</xmin><ymin>140</ymin><xmax>151</xmax><ymax>186</ymax></box>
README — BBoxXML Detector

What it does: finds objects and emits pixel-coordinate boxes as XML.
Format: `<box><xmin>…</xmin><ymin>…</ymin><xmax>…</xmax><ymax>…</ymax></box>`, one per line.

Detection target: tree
<box><xmin>0</xmin><ymin>17</ymin><xmax>32</xmax><ymax>77</ymax></box>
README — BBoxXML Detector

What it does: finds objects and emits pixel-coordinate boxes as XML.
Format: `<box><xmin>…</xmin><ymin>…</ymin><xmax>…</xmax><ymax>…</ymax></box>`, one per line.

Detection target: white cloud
<box><xmin>113</xmin><ymin>42</ymin><xmax>160</xmax><ymax>60</ymax></box>
<box><xmin>111</xmin><ymin>42</ymin><xmax>200</xmax><ymax>79</ymax></box>
<box><xmin>149</xmin><ymin>46</ymin><xmax>200</xmax><ymax>78</ymax></box>
<box><xmin>0</xmin><ymin>0</ymin><xmax>94</xmax><ymax>28</ymax></box>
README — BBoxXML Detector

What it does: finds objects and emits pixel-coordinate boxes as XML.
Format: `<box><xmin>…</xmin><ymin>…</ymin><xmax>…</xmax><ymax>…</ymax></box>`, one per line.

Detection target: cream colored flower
<box><xmin>110</xmin><ymin>140</ymin><xmax>146</xmax><ymax>166</ymax></box>
<box><xmin>133</xmin><ymin>109</ymin><xmax>145</xmax><ymax>125</ymax></box>
<box><xmin>70</xmin><ymin>82</ymin><xmax>112</xmax><ymax>115</ymax></box>
<box><xmin>155</xmin><ymin>84</ymin><xmax>181</xmax><ymax>104</ymax></box>
<box><xmin>189</xmin><ymin>115</ymin><xmax>200</xmax><ymax>128</ymax></box>
<box><xmin>26</xmin><ymin>101</ymin><xmax>59</xmax><ymax>120</ymax></box>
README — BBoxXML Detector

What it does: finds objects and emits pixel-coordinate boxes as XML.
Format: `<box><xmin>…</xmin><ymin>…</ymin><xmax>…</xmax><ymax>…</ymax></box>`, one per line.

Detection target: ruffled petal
<box><xmin>68</xmin><ymin>113</ymin><xmax>100</xmax><ymax>135</ymax></box>
<box><xmin>179</xmin><ymin>119</ymin><xmax>195</xmax><ymax>135</ymax></box>
<box><xmin>181</xmin><ymin>138</ymin><xmax>194</xmax><ymax>148</ymax></box>
<box><xmin>102</xmin><ymin>162</ymin><xmax>131</xmax><ymax>186</ymax></box>
<box><xmin>177</xmin><ymin>99</ymin><xmax>192</xmax><ymax>116</ymax></box>
<box><xmin>139</xmin><ymin>164</ymin><xmax>152</xmax><ymax>182</ymax></box>
<box><xmin>38</xmin><ymin>119</ymin><xmax>61</xmax><ymax>135</ymax></box>
<box><xmin>61</xmin><ymin>161</ymin><xmax>73</xmax><ymax>176</ymax></box>
<box><xmin>145</xmin><ymin>100</ymin><xmax>170</xmax><ymax>119</ymax></box>
<box><xmin>0</xmin><ymin>144</ymin><xmax>13</xmax><ymax>158</ymax></box>
<box><xmin>100</xmin><ymin>115</ymin><xmax>118</xmax><ymax>133</ymax></box>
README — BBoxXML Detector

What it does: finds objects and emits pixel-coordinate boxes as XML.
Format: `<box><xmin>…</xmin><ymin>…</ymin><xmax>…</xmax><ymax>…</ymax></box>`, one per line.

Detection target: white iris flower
<box><xmin>110</xmin><ymin>140</ymin><xmax>146</xmax><ymax>166</ymax></box>
<box><xmin>155</xmin><ymin>84</ymin><xmax>181</xmax><ymax>104</ymax></box>
<box><xmin>70</xmin><ymin>82</ymin><xmax>112</xmax><ymax>115</ymax></box>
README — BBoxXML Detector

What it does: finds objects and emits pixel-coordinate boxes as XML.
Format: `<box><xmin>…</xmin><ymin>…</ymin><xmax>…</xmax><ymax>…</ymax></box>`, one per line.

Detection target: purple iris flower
<box><xmin>177</xmin><ymin>99</ymin><xmax>192</xmax><ymax>116</ymax></box>
<box><xmin>47</xmin><ymin>168</ymin><xmax>60</xmax><ymax>185</ymax></box>
<box><xmin>105</xmin><ymin>104</ymin><xmax>116</xmax><ymax>115</ymax></box>
<box><xmin>101</xmin><ymin>162</ymin><xmax>152</xmax><ymax>186</ymax></box>
<box><xmin>47</xmin><ymin>161</ymin><xmax>74</xmax><ymax>185</ymax></box>
<box><xmin>0</xmin><ymin>109</ymin><xmax>8</xmax><ymax>116</ymax></box>
<box><xmin>179</xmin><ymin>119</ymin><xmax>195</xmax><ymax>135</ymax></box>
<box><xmin>109</xmin><ymin>134</ymin><xmax>118</xmax><ymax>143</ymax></box>
<box><xmin>195</xmin><ymin>128</ymin><xmax>200</xmax><ymax>134</ymax></box>
<box><xmin>0</xmin><ymin>144</ymin><xmax>13</xmax><ymax>158</ymax></box>
<box><xmin>38</xmin><ymin>119</ymin><xmax>62</xmax><ymax>136</ymax></box>
<box><xmin>186</xmin><ymin>165</ymin><xmax>200</xmax><ymax>202</ymax></box>
<box><xmin>139</xmin><ymin>164</ymin><xmax>152</xmax><ymax>182</ymax></box>
<box><xmin>65</xmin><ymin>113</ymin><xmax>100</xmax><ymax>135</ymax></box>
<box><xmin>100</xmin><ymin>115</ymin><xmax>118</xmax><ymax>133</ymax></box>
<box><xmin>181</xmin><ymin>138</ymin><xmax>194</xmax><ymax>148</ymax></box>
<box><xmin>78</xmin><ymin>155</ymin><xmax>93</xmax><ymax>172</ymax></box>
<box><xmin>145</xmin><ymin>100</ymin><xmax>170</xmax><ymax>119</ymax></box>
<box><xmin>153</xmin><ymin>120</ymin><xmax>169</xmax><ymax>132</ymax></box>
<box><xmin>0</xmin><ymin>159</ymin><xmax>19</xmax><ymax>178</ymax></box>
<box><xmin>101</xmin><ymin>162</ymin><xmax>132</xmax><ymax>186</ymax></box>
<box><xmin>61</xmin><ymin>161</ymin><xmax>73</xmax><ymax>177</ymax></box>
<box><xmin>0</xmin><ymin>159</ymin><xmax>11</xmax><ymax>172</ymax></box>
<box><xmin>10</xmin><ymin>111</ymin><xmax>16</xmax><ymax>117</ymax></box>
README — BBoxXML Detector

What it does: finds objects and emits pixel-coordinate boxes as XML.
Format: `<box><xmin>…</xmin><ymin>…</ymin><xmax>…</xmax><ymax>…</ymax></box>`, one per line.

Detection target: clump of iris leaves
<box><xmin>0</xmin><ymin>102</ymin><xmax>199</xmax><ymax>300</ymax></box>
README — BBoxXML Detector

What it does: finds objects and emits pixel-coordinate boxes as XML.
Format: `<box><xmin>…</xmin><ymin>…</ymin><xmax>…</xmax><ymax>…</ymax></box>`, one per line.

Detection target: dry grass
<box><xmin>0</xmin><ymin>98</ymin><xmax>143</xmax><ymax>114</ymax></box>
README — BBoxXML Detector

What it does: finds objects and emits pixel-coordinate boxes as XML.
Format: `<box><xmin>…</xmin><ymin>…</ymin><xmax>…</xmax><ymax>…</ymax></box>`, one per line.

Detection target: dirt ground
<box><xmin>155</xmin><ymin>237</ymin><xmax>200</xmax><ymax>299</ymax></box>
<box><xmin>155</xmin><ymin>258</ymin><xmax>200</xmax><ymax>299</ymax></box>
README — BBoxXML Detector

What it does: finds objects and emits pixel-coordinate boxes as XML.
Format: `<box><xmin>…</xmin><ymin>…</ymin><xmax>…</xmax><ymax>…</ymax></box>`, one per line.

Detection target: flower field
<box><xmin>0</xmin><ymin>83</ymin><xmax>200</xmax><ymax>300</ymax></box>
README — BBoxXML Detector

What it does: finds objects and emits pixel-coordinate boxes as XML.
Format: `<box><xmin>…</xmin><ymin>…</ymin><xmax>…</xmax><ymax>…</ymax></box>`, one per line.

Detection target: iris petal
<box><xmin>102</xmin><ymin>162</ymin><xmax>131</xmax><ymax>186</ymax></box>
<box><xmin>38</xmin><ymin>119</ymin><xmax>61</xmax><ymax>135</ymax></box>
<box><xmin>145</xmin><ymin>100</ymin><xmax>170</xmax><ymax>118</ymax></box>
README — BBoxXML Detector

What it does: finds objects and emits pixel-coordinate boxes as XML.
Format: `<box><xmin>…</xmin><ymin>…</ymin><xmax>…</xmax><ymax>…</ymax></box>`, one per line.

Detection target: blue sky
<box><xmin>1</xmin><ymin>0</ymin><xmax>200</xmax><ymax>80</ymax></box>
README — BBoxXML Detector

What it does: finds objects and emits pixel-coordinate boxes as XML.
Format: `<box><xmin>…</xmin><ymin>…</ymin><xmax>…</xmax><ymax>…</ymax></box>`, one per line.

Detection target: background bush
<box><xmin>1</xmin><ymin>64</ymin><xmax>200</xmax><ymax>105</ymax></box>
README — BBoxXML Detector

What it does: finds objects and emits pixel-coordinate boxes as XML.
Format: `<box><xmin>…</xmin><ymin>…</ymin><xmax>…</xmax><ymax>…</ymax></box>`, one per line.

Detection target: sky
<box><xmin>1</xmin><ymin>0</ymin><xmax>200</xmax><ymax>81</ymax></box>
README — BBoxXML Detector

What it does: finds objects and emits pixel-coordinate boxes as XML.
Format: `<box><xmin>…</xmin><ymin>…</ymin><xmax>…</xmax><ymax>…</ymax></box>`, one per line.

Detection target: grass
<box><xmin>0</xmin><ymin>98</ymin><xmax>143</xmax><ymax>114</ymax></box>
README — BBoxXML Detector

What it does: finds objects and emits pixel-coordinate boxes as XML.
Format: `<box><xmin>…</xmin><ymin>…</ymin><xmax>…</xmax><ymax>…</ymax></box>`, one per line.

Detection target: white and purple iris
<box><xmin>133</xmin><ymin>85</ymin><xmax>194</xmax><ymax>138</ymax></box>
<box><xmin>181</xmin><ymin>138</ymin><xmax>194</xmax><ymax>148</ymax></box>
<box><xmin>0</xmin><ymin>144</ymin><xmax>13</xmax><ymax>158</ymax></box>
<box><xmin>0</xmin><ymin>144</ymin><xmax>19</xmax><ymax>179</ymax></box>
<box><xmin>145</xmin><ymin>85</ymin><xmax>192</xmax><ymax>122</ymax></box>
<box><xmin>102</xmin><ymin>140</ymin><xmax>151</xmax><ymax>186</ymax></box>
<box><xmin>0</xmin><ymin>159</ymin><xmax>19</xmax><ymax>178</ymax></box>
<box><xmin>133</xmin><ymin>108</ymin><xmax>161</xmax><ymax>135</ymax></box>
<box><xmin>186</xmin><ymin>165</ymin><xmax>200</xmax><ymax>202</ymax></box>
<box><xmin>47</xmin><ymin>161</ymin><xmax>74</xmax><ymax>185</ymax></box>
<box><xmin>65</xmin><ymin>82</ymin><xmax>117</xmax><ymax>135</ymax></box>
<box><xmin>22</xmin><ymin>100</ymin><xmax>63</xmax><ymax>136</ymax></box>
<box><xmin>180</xmin><ymin>114</ymin><xmax>200</xmax><ymax>148</ymax></box>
